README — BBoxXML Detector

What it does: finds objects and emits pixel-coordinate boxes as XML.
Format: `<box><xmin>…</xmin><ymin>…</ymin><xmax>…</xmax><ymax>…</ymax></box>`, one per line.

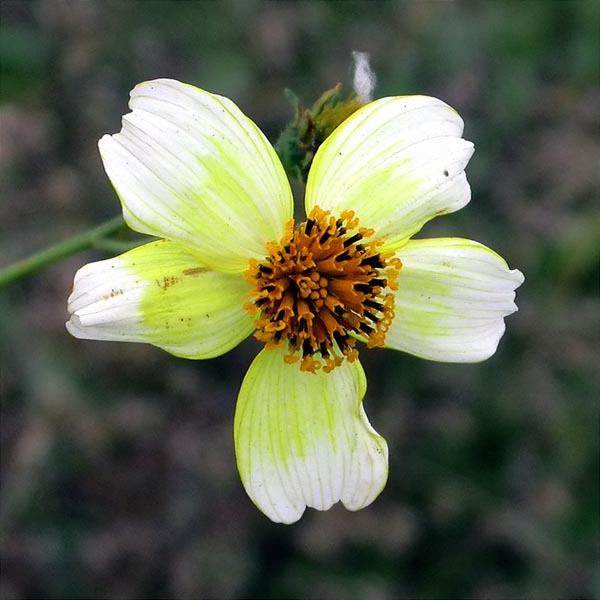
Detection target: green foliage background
<box><xmin>1</xmin><ymin>1</ymin><xmax>598</xmax><ymax>598</ymax></box>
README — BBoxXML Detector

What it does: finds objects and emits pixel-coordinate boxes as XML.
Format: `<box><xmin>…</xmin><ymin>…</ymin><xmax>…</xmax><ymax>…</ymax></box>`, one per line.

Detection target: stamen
<box><xmin>245</xmin><ymin>206</ymin><xmax>402</xmax><ymax>373</ymax></box>
<box><xmin>343</xmin><ymin>233</ymin><xmax>362</xmax><ymax>248</ymax></box>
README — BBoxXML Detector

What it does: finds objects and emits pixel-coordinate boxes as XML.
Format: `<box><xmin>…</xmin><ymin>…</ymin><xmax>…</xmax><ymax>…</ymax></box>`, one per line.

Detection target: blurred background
<box><xmin>1</xmin><ymin>1</ymin><xmax>598</xmax><ymax>598</ymax></box>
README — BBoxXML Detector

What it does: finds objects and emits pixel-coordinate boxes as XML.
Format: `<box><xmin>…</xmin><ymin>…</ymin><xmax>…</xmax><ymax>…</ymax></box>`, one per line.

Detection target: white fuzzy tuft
<box><xmin>352</xmin><ymin>51</ymin><xmax>376</xmax><ymax>104</ymax></box>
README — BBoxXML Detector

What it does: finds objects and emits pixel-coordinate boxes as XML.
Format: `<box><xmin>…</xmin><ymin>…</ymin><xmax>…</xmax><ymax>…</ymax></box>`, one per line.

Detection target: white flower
<box><xmin>67</xmin><ymin>79</ymin><xmax>524</xmax><ymax>523</ymax></box>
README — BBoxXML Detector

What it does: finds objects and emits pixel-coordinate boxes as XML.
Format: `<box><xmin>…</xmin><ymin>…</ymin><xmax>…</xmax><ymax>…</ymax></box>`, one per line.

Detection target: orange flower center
<box><xmin>245</xmin><ymin>206</ymin><xmax>402</xmax><ymax>373</ymax></box>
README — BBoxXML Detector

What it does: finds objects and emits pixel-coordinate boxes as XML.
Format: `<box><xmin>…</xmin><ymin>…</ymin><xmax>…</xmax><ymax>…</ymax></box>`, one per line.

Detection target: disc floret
<box><xmin>245</xmin><ymin>206</ymin><xmax>402</xmax><ymax>372</ymax></box>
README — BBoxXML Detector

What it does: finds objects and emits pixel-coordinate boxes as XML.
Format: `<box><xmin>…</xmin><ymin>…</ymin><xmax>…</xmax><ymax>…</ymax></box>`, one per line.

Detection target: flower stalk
<box><xmin>0</xmin><ymin>216</ymin><xmax>126</xmax><ymax>288</ymax></box>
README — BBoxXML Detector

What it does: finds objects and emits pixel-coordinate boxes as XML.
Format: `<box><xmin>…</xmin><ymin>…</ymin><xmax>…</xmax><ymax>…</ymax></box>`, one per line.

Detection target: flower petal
<box><xmin>66</xmin><ymin>240</ymin><xmax>254</xmax><ymax>359</ymax></box>
<box><xmin>98</xmin><ymin>79</ymin><xmax>293</xmax><ymax>273</ymax></box>
<box><xmin>234</xmin><ymin>347</ymin><xmax>388</xmax><ymax>524</ymax></box>
<box><xmin>305</xmin><ymin>96</ymin><xmax>474</xmax><ymax>251</ymax></box>
<box><xmin>387</xmin><ymin>238</ymin><xmax>524</xmax><ymax>362</ymax></box>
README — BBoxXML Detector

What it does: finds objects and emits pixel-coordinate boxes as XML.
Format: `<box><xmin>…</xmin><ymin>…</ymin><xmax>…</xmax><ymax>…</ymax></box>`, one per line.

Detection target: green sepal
<box><xmin>275</xmin><ymin>84</ymin><xmax>363</xmax><ymax>184</ymax></box>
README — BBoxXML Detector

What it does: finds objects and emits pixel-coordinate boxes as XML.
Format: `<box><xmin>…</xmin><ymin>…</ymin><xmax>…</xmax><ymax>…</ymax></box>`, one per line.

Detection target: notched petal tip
<box><xmin>510</xmin><ymin>267</ymin><xmax>526</xmax><ymax>288</ymax></box>
<box><xmin>97</xmin><ymin>78</ymin><xmax>293</xmax><ymax>272</ymax></box>
<box><xmin>234</xmin><ymin>347</ymin><xmax>388</xmax><ymax>524</ymax></box>
<box><xmin>65</xmin><ymin>240</ymin><xmax>253</xmax><ymax>358</ymax></box>
<box><xmin>387</xmin><ymin>238</ymin><xmax>525</xmax><ymax>363</ymax></box>
<box><xmin>306</xmin><ymin>95</ymin><xmax>476</xmax><ymax>248</ymax></box>
<box><xmin>65</xmin><ymin>315</ymin><xmax>83</xmax><ymax>338</ymax></box>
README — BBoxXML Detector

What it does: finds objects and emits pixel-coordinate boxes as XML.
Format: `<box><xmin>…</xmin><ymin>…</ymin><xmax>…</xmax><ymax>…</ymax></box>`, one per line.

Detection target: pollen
<box><xmin>245</xmin><ymin>206</ymin><xmax>402</xmax><ymax>373</ymax></box>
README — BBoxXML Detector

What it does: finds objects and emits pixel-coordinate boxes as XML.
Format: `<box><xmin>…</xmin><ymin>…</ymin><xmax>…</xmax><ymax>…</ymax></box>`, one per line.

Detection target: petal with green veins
<box><xmin>234</xmin><ymin>346</ymin><xmax>388</xmax><ymax>524</ymax></box>
<box><xmin>305</xmin><ymin>95</ymin><xmax>473</xmax><ymax>252</ymax></box>
<box><xmin>98</xmin><ymin>79</ymin><xmax>293</xmax><ymax>273</ymax></box>
<box><xmin>66</xmin><ymin>240</ymin><xmax>253</xmax><ymax>359</ymax></box>
<box><xmin>387</xmin><ymin>238</ymin><xmax>525</xmax><ymax>362</ymax></box>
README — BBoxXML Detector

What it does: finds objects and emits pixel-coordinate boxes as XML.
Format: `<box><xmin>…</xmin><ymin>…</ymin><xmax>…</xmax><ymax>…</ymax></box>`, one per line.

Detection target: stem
<box><xmin>0</xmin><ymin>216</ymin><xmax>126</xmax><ymax>288</ymax></box>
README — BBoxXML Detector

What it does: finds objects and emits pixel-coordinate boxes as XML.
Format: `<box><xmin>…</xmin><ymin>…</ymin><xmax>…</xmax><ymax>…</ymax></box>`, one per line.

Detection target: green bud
<box><xmin>275</xmin><ymin>84</ymin><xmax>363</xmax><ymax>184</ymax></box>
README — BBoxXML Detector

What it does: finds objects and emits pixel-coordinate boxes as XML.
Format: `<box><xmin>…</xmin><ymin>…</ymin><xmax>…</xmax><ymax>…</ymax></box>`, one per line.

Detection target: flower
<box><xmin>67</xmin><ymin>79</ymin><xmax>524</xmax><ymax>524</ymax></box>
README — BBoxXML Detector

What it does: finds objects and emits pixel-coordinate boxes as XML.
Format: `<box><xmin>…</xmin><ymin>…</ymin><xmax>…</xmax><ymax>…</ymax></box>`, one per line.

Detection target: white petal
<box><xmin>305</xmin><ymin>96</ymin><xmax>474</xmax><ymax>251</ymax></box>
<box><xmin>99</xmin><ymin>79</ymin><xmax>293</xmax><ymax>273</ymax></box>
<box><xmin>234</xmin><ymin>347</ymin><xmax>388</xmax><ymax>524</ymax></box>
<box><xmin>67</xmin><ymin>240</ymin><xmax>254</xmax><ymax>359</ymax></box>
<box><xmin>387</xmin><ymin>238</ymin><xmax>524</xmax><ymax>362</ymax></box>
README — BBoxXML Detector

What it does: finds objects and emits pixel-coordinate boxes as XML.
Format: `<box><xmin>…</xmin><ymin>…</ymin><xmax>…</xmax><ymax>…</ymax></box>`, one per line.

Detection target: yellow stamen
<box><xmin>245</xmin><ymin>206</ymin><xmax>402</xmax><ymax>373</ymax></box>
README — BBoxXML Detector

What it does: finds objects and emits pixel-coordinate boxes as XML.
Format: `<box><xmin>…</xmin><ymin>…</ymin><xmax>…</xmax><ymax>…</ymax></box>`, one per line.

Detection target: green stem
<box><xmin>0</xmin><ymin>216</ymin><xmax>126</xmax><ymax>288</ymax></box>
